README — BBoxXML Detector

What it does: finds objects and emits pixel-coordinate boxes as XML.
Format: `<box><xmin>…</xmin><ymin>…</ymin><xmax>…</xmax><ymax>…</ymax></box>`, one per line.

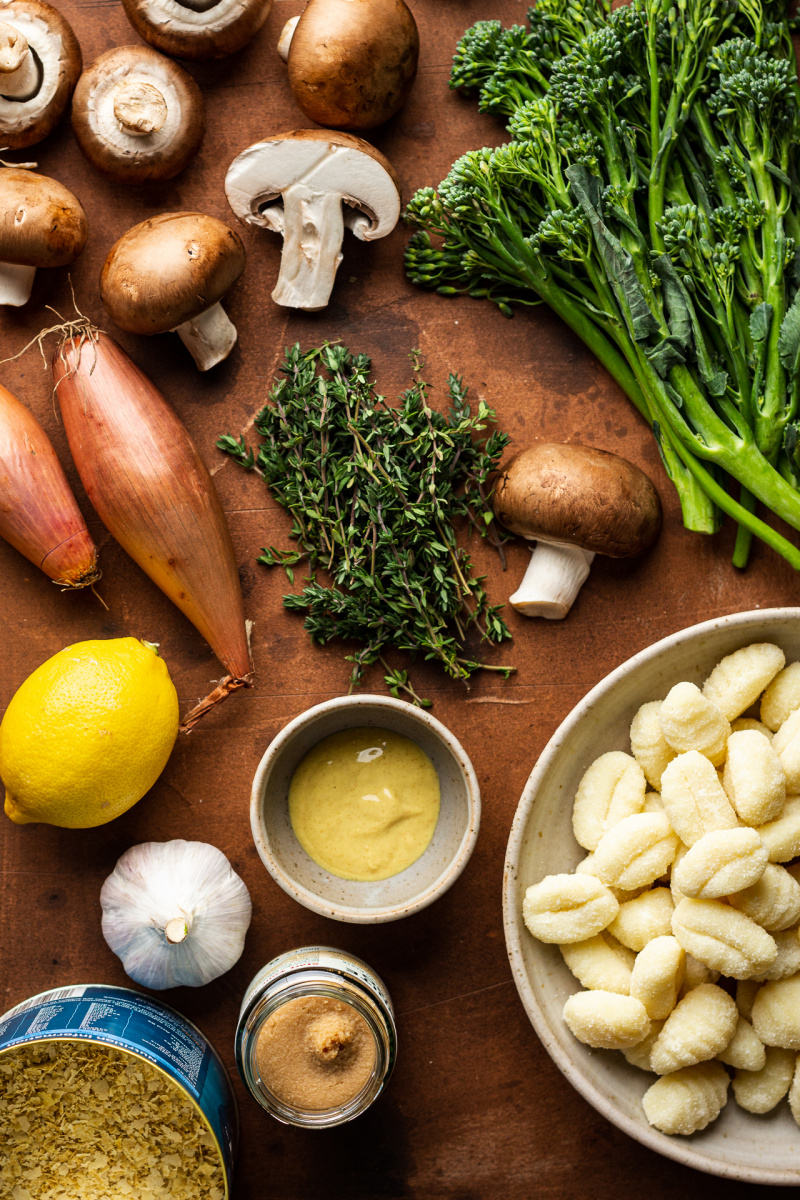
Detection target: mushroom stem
<box><xmin>0</xmin><ymin>24</ymin><xmax>40</xmax><ymax>101</ymax></box>
<box><xmin>165</xmin><ymin>917</ymin><xmax>189</xmax><ymax>944</ymax></box>
<box><xmin>113</xmin><ymin>81</ymin><xmax>168</xmax><ymax>136</ymax></box>
<box><xmin>277</xmin><ymin>15</ymin><xmax>299</xmax><ymax>61</ymax></box>
<box><xmin>272</xmin><ymin>184</ymin><xmax>344</xmax><ymax>311</ymax></box>
<box><xmin>509</xmin><ymin>541</ymin><xmax>595</xmax><ymax>620</ymax></box>
<box><xmin>174</xmin><ymin>300</ymin><xmax>238</xmax><ymax>371</ymax></box>
<box><xmin>0</xmin><ymin>261</ymin><xmax>36</xmax><ymax>306</ymax></box>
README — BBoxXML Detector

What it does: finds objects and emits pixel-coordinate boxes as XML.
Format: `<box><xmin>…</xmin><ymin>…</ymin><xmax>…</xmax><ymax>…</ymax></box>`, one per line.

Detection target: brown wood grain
<box><xmin>0</xmin><ymin>1</ymin><xmax>796</xmax><ymax>1196</ymax></box>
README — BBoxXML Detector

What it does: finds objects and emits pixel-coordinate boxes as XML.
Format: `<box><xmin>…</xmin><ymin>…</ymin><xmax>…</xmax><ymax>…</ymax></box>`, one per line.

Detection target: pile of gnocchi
<box><xmin>522</xmin><ymin>642</ymin><xmax>800</xmax><ymax>1137</ymax></box>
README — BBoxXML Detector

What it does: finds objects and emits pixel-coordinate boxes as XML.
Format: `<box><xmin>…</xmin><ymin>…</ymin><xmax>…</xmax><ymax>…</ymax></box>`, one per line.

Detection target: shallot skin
<box><xmin>0</xmin><ymin>381</ymin><xmax>98</xmax><ymax>587</ymax></box>
<box><xmin>53</xmin><ymin>333</ymin><xmax>251</xmax><ymax>714</ymax></box>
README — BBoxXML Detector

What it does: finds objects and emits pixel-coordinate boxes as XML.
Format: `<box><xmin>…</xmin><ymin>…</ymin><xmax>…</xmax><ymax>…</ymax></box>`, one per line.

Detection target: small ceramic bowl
<box><xmin>504</xmin><ymin>607</ymin><xmax>800</xmax><ymax>1184</ymax></box>
<box><xmin>251</xmin><ymin>694</ymin><xmax>480</xmax><ymax>923</ymax></box>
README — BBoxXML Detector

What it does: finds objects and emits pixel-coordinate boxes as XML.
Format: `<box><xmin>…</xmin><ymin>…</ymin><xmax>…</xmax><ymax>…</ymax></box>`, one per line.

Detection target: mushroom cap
<box><xmin>100</xmin><ymin>212</ymin><xmax>246</xmax><ymax>335</ymax></box>
<box><xmin>225</xmin><ymin>128</ymin><xmax>401</xmax><ymax>238</ymax></box>
<box><xmin>0</xmin><ymin>167</ymin><xmax>87</xmax><ymax>266</ymax></box>
<box><xmin>71</xmin><ymin>46</ymin><xmax>205</xmax><ymax>185</ymax></box>
<box><xmin>121</xmin><ymin>0</ymin><xmax>272</xmax><ymax>62</ymax></box>
<box><xmin>0</xmin><ymin>0</ymin><xmax>81</xmax><ymax>149</ymax></box>
<box><xmin>288</xmin><ymin>0</ymin><xmax>418</xmax><ymax>130</ymax></box>
<box><xmin>493</xmin><ymin>443</ymin><xmax>663</xmax><ymax>558</ymax></box>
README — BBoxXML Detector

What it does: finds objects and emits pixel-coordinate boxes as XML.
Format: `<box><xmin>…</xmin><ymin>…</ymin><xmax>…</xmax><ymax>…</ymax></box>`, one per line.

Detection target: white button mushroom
<box><xmin>71</xmin><ymin>45</ymin><xmax>205</xmax><ymax>184</ymax></box>
<box><xmin>0</xmin><ymin>0</ymin><xmax>81</xmax><ymax>149</ymax></box>
<box><xmin>225</xmin><ymin>128</ymin><xmax>401</xmax><ymax>311</ymax></box>
<box><xmin>493</xmin><ymin>443</ymin><xmax>663</xmax><ymax>619</ymax></box>
<box><xmin>100</xmin><ymin>212</ymin><xmax>246</xmax><ymax>371</ymax></box>
<box><xmin>122</xmin><ymin>0</ymin><xmax>272</xmax><ymax>61</ymax></box>
<box><xmin>0</xmin><ymin>167</ymin><xmax>87</xmax><ymax>305</ymax></box>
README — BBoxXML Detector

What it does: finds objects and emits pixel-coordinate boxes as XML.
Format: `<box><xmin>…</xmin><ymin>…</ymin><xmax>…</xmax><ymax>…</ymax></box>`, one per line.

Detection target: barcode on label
<box><xmin>0</xmin><ymin>985</ymin><xmax>88</xmax><ymax>1023</ymax></box>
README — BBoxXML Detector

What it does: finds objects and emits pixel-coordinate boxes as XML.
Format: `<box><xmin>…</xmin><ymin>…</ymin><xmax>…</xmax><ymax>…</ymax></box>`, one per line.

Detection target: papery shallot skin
<box><xmin>53</xmin><ymin>333</ymin><xmax>251</xmax><ymax>699</ymax></box>
<box><xmin>0</xmin><ymin>381</ymin><xmax>98</xmax><ymax>587</ymax></box>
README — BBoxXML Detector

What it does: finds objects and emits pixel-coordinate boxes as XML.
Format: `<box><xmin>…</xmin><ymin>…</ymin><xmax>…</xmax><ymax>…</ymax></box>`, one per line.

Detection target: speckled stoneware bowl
<box><xmin>504</xmin><ymin>608</ymin><xmax>800</xmax><ymax>1185</ymax></box>
<box><xmin>251</xmin><ymin>694</ymin><xmax>480</xmax><ymax>923</ymax></box>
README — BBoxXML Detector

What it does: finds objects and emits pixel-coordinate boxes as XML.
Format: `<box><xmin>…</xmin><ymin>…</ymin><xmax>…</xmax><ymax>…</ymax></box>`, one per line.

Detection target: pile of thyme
<box><xmin>218</xmin><ymin>343</ymin><xmax>514</xmax><ymax>705</ymax></box>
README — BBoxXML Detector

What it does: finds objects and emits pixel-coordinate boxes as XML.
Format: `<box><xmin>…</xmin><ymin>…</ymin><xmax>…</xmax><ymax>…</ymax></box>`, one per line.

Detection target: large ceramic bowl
<box><xmin>252</xmin><ymin>694</ymin><xmax>480</xmax><ymax>924</ymax></box>
<box><xmin>504</xmin><ymin>608</ymin><xmax>800</xmax><ymax>1185</ymax></box>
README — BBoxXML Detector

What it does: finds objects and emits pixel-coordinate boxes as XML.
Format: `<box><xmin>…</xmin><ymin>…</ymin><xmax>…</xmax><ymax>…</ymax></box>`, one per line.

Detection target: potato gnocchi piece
<box><xmin>560</xmin><ymin>933</ymin><xmax>633</xmax><ymax>995</ymax></box>
<box><xmin>772</xmin><ymin>712</ymin><xmax>800</xmax><ymax>793</ymax></box>
<box><xmin>752</xmin><ymin>976</ymin><xmax>800</xmax><ymax>1049</ymax></box>
<box><xmin>630</xmin><ymin>702</ymin><xmax>677</xmax><ymax>791</ymax></box>
<box><xmin>749</xmin><ymin>929</ymin><xmax>800</xmax><ymax>982</ymax></box>
<box><xmin>592</xmin><ymin>813</ymin><xmax>679</xmax><ymax>892</ymax></box>
<box><xmin>671</xmin><ymin>827</ymin><xmax>767</xmax><ymax>900</ymax></box>
<box><xmin>562</xmin><ymin>989</ymin><xmax>650</xmax><ymax>1050</ymax></box>
<box><xmin>788</xmin><ymin>1056</ymin><xmax>800</xmax><ymax>1126</ymax></box>
<box><xmin>681</xmin><ymin>954</ymin><xmax>719</xmax><ymax>996</ymax></box>
<box><xmin>607</xmin><ymin>888</ymin><xmax>674</xmax><ymax>951</ymax></box>
<box><xmin>630</xmin><ymin>935</ymin><xmax>685</xmax><ymax>1020</ymax></box>
<box><xmin>659</xmin><ymin>682</ymin><xmax>731</xmax><ymax>766</ymax></box>
<box><xmin>736</xmin><ymin>979</ymin><xmax>760</xmax><ymax>1021</ymax></box>
<box><xmin>660</xmin><ymin>751</ymin><xmax>738</xmax><ymax>847</ymax></box>
<box><xmin>650</xmin><ymin>983</ymin><xmax>737</xmax><ymax>1075</ymax></box>
<box><xmin>717</xmin><ymin>1016</ymin><xmax>766</xmax><ymax>1072</ymax></box>
<box><xmin>572</xmin><ymin>751</ymin><xmax>647</xmax><ymax>851</ymax></box>
<box><xmin>670</xmin><ymin>845</ymin><xmax>688</xmax><ymax>906</ymax></box>
<box><xmin>722</xmin><ymin>730</ymin><xmax>786</xmax><ymax>826</ymax></box>
<box><xmin>728</xmin><ymin>863</ymin><xmax>800</xmax><ymax>932</ymax></box>
<box><xmin>757</xmin><ymin>796</ymin><xmax>800</xmax><ymax>863</ymax></box>
<box><xmin>574</xmin><ymin>854</ymin><xmax>646</xmax><ymax>903</ymax></box>
<box><xmin>642</xmin><ymin>1061</ymin><xmax>729</xmax><ymax>1136</ymax></box>
<box><xmin>733</xmin><ymin>1046</ymin><xmax>795</xmax><ymax>1113</ymax></box>
<box><xmin>761</xmin><ymin>661</ymin><xmax>800</xmax><ymax>732</ymax></box>
<box><xmin>702</xmin><ymin>642</ymin><xmax>785</xmax><ymax>721</ymax></box>
<box><xmin>731</xmin><ymin>717</ymin><xmax>773</xmax><ymax>739</ymax></box>
<box><xmin>622</xmin><ymin>1020</ymin><xmax>665</xmax><ymax>1071</ymax></box>
<box><xmin>671</xmin><ymin>897</ymin><xmax>778</xmax><ymax>979</ymax></box>
<box><xmin>523</xmin><ymin>874</ymin><xmax>619</xmax><ymax>944</ymax></box>
<box><xmin>643</xmin><ymin>791</ymin><xmax>665</xmax><ymax>814</ymax></box>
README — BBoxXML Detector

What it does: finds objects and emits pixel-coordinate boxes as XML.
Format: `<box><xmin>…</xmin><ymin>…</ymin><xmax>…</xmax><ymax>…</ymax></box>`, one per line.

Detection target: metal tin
<box><xmin>0</xmin><ymin>984</ymin><xmax>237</xmax><ymax>1196</ymax></box>
<box><xmin>236</xmin><ymin>946</ymin><xmax>397</xmax><ymax>1129</ymax></box>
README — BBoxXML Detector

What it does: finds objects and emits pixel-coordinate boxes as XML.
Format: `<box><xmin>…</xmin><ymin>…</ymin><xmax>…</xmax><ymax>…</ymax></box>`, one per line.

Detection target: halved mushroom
<box><xmin>493</xmin><ymin>443</ymin><xmax>662</xmax><ymax>619</ymax></box>
<box><xmin>100</xmin><ymin>212</ymin><xmax>246</xmax><ymax>371</ymax></box>
<box><xmin>281</xmin><ymin>0</ymin><xmax>419</xmax><ymax>130</ymax></box>
<box><xmin>122</xmin><ymin>0</ymin><xmax>272</xmax><ymax>62</ymax></box>
<box><xmin>71</xmin><ymin>46</ymin><xmax>205</xmax><ymax>184</ymax></box>
<box><xmin>225</xmin><ymin>129</ymin><xmax>400</xmax><ymax>311</ymax></box>
<box><xmin>0</xmin><ymin>166</ymin><xmax>87</xmax><ymax>305</ymax></box>
<box><xmin>0</xmin><ymin>0</ymin><xmax>81</xmax><ymax>149</ymax></box>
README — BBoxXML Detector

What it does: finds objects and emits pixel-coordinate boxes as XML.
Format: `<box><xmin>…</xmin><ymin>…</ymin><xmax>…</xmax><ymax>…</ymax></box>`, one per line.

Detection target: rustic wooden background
<box><xmin>1</xmin><ymin>0</ymin><xmax>798</xmax><ymax>1196</ymax></box>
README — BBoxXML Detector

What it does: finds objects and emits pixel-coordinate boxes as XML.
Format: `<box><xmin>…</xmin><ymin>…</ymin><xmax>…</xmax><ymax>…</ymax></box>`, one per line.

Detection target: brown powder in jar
<box><xmin>256</xmin><ymin>995</ymin><xmax>377</xmax><ymax>1111</ymax></box>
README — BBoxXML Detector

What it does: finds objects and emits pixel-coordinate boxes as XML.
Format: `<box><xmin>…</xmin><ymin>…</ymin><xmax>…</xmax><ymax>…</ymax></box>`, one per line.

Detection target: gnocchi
<box><xmin>702</xmin><ymin>642</ymin><xmax>785</xmax><ymax>721</ymax></box>
<box><xmin>572</xmin><ymin>751</ymin><xmax>646</xmax><ymax>851</ymax></box>
<box><xmin>649</xmin><ymin>983</ymin><xmax>737</xmax><ymax>1075</ymax></box>
<box><xmin>629</xmin><ymin>702</ymin><xmax>676</xmax><ymax>791</ymax></box>
<box><xmin>659</xmin><ymin>681</ymin><xmax>730</xmax><ymax>766</ymax></box>
<box><xmin>727</xmin><ymin>863</ymin><xmax>800</xmax><ymax>931</ymax></box>
<box><xmin>522</xmin><ymin>874</ymin><xmax>619</xmax><ymax>944</ymax></box>
<box><xmin>730</xmin><ymin>717</ymin><xmax>773</xmax><ymax>739</ymax></box>
<box><xmin>788</xmin><ymin>1057</ymin><xmax>800</xmax><ymax>1127</ymax></box>
<box><xmin>560</xmin><ymin>933</ymin><xmax>633</xmax><ymax>995</ymax></box>
<box><xmin>671</xmin><ymin>897</ymin><xmax>778</xmax><ymax>979</ymax></box>
<box><xmin>660</xmin><ymin>751</ymin><xmax>738</xmax><ymax>846</ymax></box>
<box><xmin>622</xmin><ymin>1020</ymin><xmax>665</xmax><ymax>1071</ymax></box>
<box><xmin>629</xmin><ymin>935</ymin><xmax>685</xmax><ymax>1020</ymax></box>
<box><xmin>562</xmin><ymin>990</ymin><xmax>650</xmax><ymax>1050</ymax></box>
<box><xmin>757</xmin><ymin>796</ymin><xmax>800</xmax><ymax>863</ymax></box>
<box><xmin>607</xmin><ymin>888</ymin><xmax>674</xmax><ymax>951</ymax></box>
<box><xmin>732</xmin><ymin>1045</ymin><xmax>795</xmax><ymax>1113</ymax></box>
<box><xmin>591</xmin><ymin>813</ymin><xmax>679</xmax><ymax>891</ymax></box>
<box><xmin>716</xmin><ymin>1016</ymin><xmax>766</xmax><ymax>1072</ymax></box>
<box><xmin>772</xmin><ymin>711</ymin><xmax>800</xmax><ymax>793</ymax></box>
<box><xmin>761</xmin><ymin>661</ymin><xmax>800</xmax><ymax>731</ymax></box>
<box><xmin>642</xmin><ymin>1062</ymin><xmax>729</xmax><ymax>1136</ymax></box>
<box><xmin>722</xmin><ymin>730</ymin><xmax>785</xmax><ymax>826</ymax></box>
<box><xmin>671</xmin><ymin>827</ymin><xmax>768</xmax><ymax>900</ymax></box>
<box><xmin>752</xmin><ymin>976</ymin><xmax>800</xmax><ymax>1049</ymax></box>
<box><xmin>750</xmin><ymin>930</ymin><xmax>800</xmax><ymax>983</ymax></box>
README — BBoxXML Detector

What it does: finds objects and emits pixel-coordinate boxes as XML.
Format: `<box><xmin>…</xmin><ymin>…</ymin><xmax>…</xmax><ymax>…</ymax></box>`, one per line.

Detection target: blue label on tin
<box><xmin>0</xmin><ymin>985</ymin><xmax>236</xmax><ymax>1184</ymax></box>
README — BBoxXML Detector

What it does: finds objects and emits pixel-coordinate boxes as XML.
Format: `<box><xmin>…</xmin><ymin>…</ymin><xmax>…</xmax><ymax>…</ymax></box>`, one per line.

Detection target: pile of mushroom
<box><xmin>493</xmin><ymin>443</ymin><xmax>663</xmax><ymax>619</ymax></box>
<box><xmin>0</xmin><ymin>0</ymin><xmax>81</xmax><ymax>148</ymax></box>
<box><xmin>122</xmin><ymin>0</ymin><xmax>272</xmax><ymax>61</ymax></box>
<box><xmin>71</xmin><ymin>45</ymin><xmax>205</xmax><ymax>184</ymax></box>
<box><xmin>101</xmin><ymin>212</ymin><xmax>246</xmax><ymax>371</ymax></box>
<box><xmin>0</xmin><ymin>167</ymin><xmax>87</xmax><ymax>305</ymax></box>
<box><xmin>279</xmin><ymin>0</ymin><xmax>419</xmax><ymax>130</ymax></box>
<box><xmin>225</xmin><ymin>129</ymin><xmax>401</xmax><ymax>311</ymax></box>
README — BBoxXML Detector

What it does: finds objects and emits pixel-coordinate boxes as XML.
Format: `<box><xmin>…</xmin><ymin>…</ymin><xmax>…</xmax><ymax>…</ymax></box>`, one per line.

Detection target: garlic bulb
<box><xmin>101</xmin><ymin>840</ymin><xmax>252</xmax><ymax>989</ymax></box>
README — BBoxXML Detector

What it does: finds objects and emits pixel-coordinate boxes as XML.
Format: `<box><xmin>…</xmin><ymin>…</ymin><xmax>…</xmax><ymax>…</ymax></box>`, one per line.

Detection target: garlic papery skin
<box><xmin>100</xmin><ymin>839</ymin><xmax>252</xmax><ymax>989</ymax></box>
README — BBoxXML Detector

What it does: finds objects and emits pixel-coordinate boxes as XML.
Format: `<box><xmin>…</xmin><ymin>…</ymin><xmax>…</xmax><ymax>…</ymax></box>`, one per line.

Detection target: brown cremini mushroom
<box><xmin>100</xmin><ymin>212</ymin><xmax>246</xmax><ymax>371</ymax></box>
<box><xmin>0</xmin><ymin>166</ymin><xmax>86</xmax><ymax>305</ymax></box>
<box><xmin>0</xmin><ymin>0</ymin><xmax>81</xmax><ymax>149</ymax></box>
<box><xmin>225</xmin><ymin>128</ymin><xmax>400</xmax><ymax>311</ymax></box>
<box><xmin>121</xmin><ymin>0</ymin><xmax>272</xmax><ymax>62</ymax></box>
<box><xmin>493</xmin><ymin>443</ymin><xmax>662</xmax><ymax>619</ymax></box>
<box><xmin>281</xmin><ymin>0</ymin><xmax>419</xmax><ymax>130</ymax></box>
<box><xmin>71</xmin><ymin>46</ymin><xmax>204</xmax><ymax>184</ymax></box>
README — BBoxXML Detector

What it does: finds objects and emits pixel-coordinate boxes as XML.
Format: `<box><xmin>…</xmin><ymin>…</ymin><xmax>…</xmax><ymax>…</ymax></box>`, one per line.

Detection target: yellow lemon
<box><xmin>1</xmin><ymin>638</ymin><xmax>179</xmax><ymax>828</ymax></box>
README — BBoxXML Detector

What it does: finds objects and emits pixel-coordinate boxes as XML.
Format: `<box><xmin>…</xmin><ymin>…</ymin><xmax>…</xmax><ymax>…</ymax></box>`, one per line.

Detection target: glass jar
<box><xmin>236</xmin><ymin>946</ymin><xmax>397</xmax><ymax>1129</ymax></box>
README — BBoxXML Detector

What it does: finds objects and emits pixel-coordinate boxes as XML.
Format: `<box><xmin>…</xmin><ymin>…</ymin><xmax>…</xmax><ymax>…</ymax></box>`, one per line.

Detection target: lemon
<box><xmin>1</xmin><ymin>638</ymin><xmax>179</xmax><ymax>828</ymax></box>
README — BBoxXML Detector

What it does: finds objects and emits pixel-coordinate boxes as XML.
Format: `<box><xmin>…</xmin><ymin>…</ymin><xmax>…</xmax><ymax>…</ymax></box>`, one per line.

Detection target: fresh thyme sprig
<box><xmin>218</xmin><ymin>342</ymin><xmax>514</xmax><ymax>704</ymax></box>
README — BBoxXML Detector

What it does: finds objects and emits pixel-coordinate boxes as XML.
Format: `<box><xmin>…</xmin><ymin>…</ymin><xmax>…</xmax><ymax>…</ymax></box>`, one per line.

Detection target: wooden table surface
<box><xmin>1</xmin><ymin>1</ymin><xmax>798</xmax><ymax>1196</ymax></box>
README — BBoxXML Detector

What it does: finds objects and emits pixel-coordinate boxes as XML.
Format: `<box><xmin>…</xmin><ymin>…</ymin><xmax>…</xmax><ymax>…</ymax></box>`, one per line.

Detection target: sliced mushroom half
<box><xmin>225</xmin><ymin>129</ymin><xmax>401</xmax><ymax>311</ymax></box>
<box><xmin>122</xmin><ymin>0</ymin><xmax>272</xmax><ymax>62</ymax></box>
<box><xmin>0</xmin><ymin>0</ymin><xmax>81</xmax><ymax>149</ymax></box>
